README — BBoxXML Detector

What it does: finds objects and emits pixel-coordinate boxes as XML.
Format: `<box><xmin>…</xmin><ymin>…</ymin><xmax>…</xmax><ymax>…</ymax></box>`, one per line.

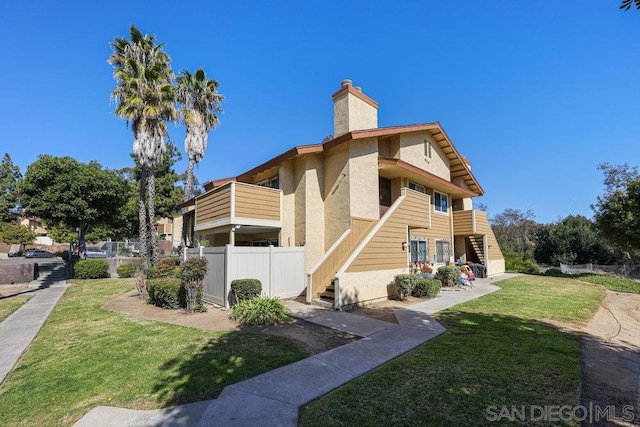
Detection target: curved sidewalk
<box><xmin>76</xmin><ymin>275</ymin><xmax>510</xmax><ymax>426</ymax></box>
<box><xmin>0</xmin><ymin>283</ymin><xmax>69</xmax><ymax>385</ymax></box>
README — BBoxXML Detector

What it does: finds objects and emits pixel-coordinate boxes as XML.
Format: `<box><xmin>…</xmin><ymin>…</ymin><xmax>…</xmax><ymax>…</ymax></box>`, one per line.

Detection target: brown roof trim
<box><xmin>379</xmin><ymin>157</ymin><xmax>479</xmax><ymax>197</ymax></box>
<box><xmin>235</xmin><ymin>144</ymin><xmax>323</xmax><ymax>181</ymax></box>
<box><xmin>323</xmin><ymin>123</ymin><xmax>442</xmax><ymax>151</ymax></box>
<box><xmin>203</xmin><ymin>177</ymin><xmax>236</xmax><ymax>191</ymax></box>
<box><xmin>331</xmin><ymin>85</ymin><xmax>379</xmax><ymax>109</ymax></box>
<box><xmin>432</xmin><ymin>125</ymin><xmax>484</xmax><ymax>195</ymax></box>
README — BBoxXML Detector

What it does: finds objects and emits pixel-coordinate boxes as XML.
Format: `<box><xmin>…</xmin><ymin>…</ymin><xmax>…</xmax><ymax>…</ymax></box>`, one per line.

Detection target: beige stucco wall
<box><xmin>348</xmin><ymin>138</ymin><xmax>379</xmax><ymax>221</ymax></box>
<box><xmin>399</xmin><ymin>132</ymin><xmax>450</xmax><ymax>181</ymax></box>
<box><xmin>488</xmin><ymin>259</ymin><xmax>506</xmax><ymax>276</ymax></box>
<box><xmin>333</xmin><ymin>92</ymin><xmax>378</xmax><ymax>137</ymax></box>
<box><xmin>294</xmin><ymin>154</ymin><xmax>325</xmax><ymax>270</ymax></box>
<box><xmin>280</xmin><ymin>160</ymin><xmax>296</xmax><ymax>247</ymax></box>
<box><xmin>323</xmin><ymin>144</ymin><xmax>350</xmax><ymax>250</ymax></box>
<box><xmin>338</xmin><ymin>268</ymin><xmax>407</xmax><ymax>307</ymax></box>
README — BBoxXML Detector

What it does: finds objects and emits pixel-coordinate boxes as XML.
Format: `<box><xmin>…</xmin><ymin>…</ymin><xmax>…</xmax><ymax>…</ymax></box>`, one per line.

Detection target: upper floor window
<box><xmin>257</xmin><ymin>176</ymin><xmax>279</xmax><ymax>189</ymax></box>
<box><xmin>434</xmin><ymin>191</ymin><xmax>448</xmax><ymax>213</ymax></box>
<box><xmin>408</xmin><ymin>181</ymin><xmax>426</xmax><ymax>194</ymax></box>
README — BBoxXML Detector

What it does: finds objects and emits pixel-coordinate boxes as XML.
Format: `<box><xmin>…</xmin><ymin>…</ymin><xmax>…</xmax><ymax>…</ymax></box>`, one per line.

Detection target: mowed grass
<box><xmin>302</xmin><ymin>275</ymin><xmax>605</xmax><ymax>426</ymax></box>
<box><xmin>0</xmin><ymin>294</ymin><xmax>33</xmax><ymax>322</ymax></box>
<box><xmin>0</xmin><ymin>279</ymin><xmax>306</xmax><ymax>426</ymax></box>
<box><xmin>575</xmin><ymin>273</ymin><xmax>640</xmax><ymax>294</ymax></box>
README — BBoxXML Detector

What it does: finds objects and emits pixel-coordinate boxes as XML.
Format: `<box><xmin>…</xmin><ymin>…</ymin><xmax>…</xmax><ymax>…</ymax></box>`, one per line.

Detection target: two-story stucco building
<box><xmin>183</xmin><ymin>80</ymin><xmax>504</xmax><ymax>308</ymax></box>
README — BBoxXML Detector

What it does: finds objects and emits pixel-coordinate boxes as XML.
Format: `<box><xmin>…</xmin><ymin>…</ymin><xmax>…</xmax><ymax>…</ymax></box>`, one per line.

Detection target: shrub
<box><xmin>74</xmin><ymin>259</ymin><xmax>110</xmax><ymax>279</ymax></box>
<box><xmin>393</xmin><ymin>274</ymin><xmax>415</xmax><ymax>300</ymax></box>
<box><xmin>156</xmin><ymin>257</ymin><xmax>181</xmax><ymax>278</ymax></box>
<box><xmin>437</xmin><ymin>265</ymin><xmax>461</xmax><ymax>287</ymax></box>
<box><xmin>146</xmin><ymin>278</ymin><xmax>182</xmax><ymax>309</ymax></box>
<box><xmin>116</xmin><ymin>263</ymin><xmax>138</xmax><ymax>278</ymax></box>
<box><xmin>412</xmin><ymin>278</ymin><xmax>442</xmax><ymax>298</ymax></box>
<box><xmin>230</xmin><ymin>296</ymin><xmax>290</xmax><ymax>326</ymax></box>
<box><xmin>543</xmin><ymin>268</ymin><xmax>570</xmax><ymax>277</ymax></box>
<box><xmin>504</xmin><ymin>252</ymin><xmax>540</xmax><ymax>274</ymax></box>
<box><xmin>179</xmin><ymin>257</ymin><xmax>208</xmax><ymax>313</ymax></box>
<box><xmin>231</xmin><ymin>279</ymin><xmax>262</xmax><ymax>302</ymax></box>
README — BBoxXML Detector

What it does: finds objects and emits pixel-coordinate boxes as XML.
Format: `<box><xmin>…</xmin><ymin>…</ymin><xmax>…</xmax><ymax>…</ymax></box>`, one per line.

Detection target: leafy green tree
<box><xmin>592</xmin><ymin>163</ymin><xmax>640</xmax><ymax>259</ymax></box>
<box><xmin>17</xmin><ymin>156</ymin><xmax>128</xmax><ymax>257</ymax></box>
<box><xmin>491</xmin><ymin>208</ymin><xmax>538</xmax><ymax>256</ymax></box>
<box><xmin>0</xmin><ymin>153</ymin><xmax>22</xmax><ymax>223</ymax></box>
<box><xmin>109</xmin><ymin>25</ymin><xmax>176</xmax><ymax>267</ymax></box>
<box><xmin>0</xmin><ymin>222</ymin><xmax>36</xmax><ymax>245</ymax></box>
<box><xmin>534</xmin><ymin>215</ymin><xmax>615</xmax><ymax>266</ymax></box>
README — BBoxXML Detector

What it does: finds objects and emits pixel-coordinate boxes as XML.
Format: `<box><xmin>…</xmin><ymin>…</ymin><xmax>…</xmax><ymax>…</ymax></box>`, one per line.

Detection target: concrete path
<box><xmin>76</xmin><ymin>274</ymin><xmax>511</xmax><ymax>426</ymax></box>
<box><xmin>0</xmin><ymin>282</ymin><xmax>68</xmax><ymax>385</ymax></box>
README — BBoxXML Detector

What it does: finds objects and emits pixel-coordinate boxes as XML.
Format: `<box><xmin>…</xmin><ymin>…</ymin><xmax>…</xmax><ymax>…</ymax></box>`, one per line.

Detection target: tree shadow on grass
<box><xmin>151</xmin><ymin>331</ymin><xmax>305</xmax><ymax>408</ymax></box>
<box><xmin>302</xmin><ymin>310</ymin><xmax>640</xmax><ymax>426</ymax></box>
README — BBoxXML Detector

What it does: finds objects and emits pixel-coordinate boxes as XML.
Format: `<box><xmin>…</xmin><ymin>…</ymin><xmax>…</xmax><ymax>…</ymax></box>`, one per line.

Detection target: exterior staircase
<box><xmin>467</xmin><ymin>236</ymin><xmax>485</xmax><ymax>264</ymax></box>
<box><xmin>31</xmin><ymin>261</ymin><xmax>67</xmax><ymax>286</ymax></box>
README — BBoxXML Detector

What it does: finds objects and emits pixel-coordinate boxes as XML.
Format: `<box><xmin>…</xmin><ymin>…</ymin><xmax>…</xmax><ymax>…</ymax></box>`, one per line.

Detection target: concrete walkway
<box><xmin>0</xmin><ymin>281</ymin><xmax>69</xmax><ymax>385</ymax></box>
<box><xmin>75</xmin><ymin>275</ymin><xmax>511</xmax><ymax>426</ymax></box>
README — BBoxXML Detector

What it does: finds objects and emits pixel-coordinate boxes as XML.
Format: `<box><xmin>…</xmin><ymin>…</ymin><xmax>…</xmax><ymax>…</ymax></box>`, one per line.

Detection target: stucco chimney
<box><xmin>332</xmin><ymin>80</ymin><xmax>378</xmax><ymax>137</ymax></box>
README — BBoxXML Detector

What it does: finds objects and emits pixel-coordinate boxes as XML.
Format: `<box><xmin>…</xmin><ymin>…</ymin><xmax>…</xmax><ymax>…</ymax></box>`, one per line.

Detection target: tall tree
<box><xmin>109</xmin><ymin>25</ymin><xmax>176</xmax><ymax>267</ymax></box>
<box><xmin>490</xmin><ymin>208</ymin><xmax>538</xmax><ymax>256</ymax></box>
<box><xmin>0</xmin><ymin>153</ymin><xmax>22</xmax><ymax>223</ymax></box>
<box><xmin>17</xmin><ymin>156</ymin><xmax>127</xmax><ymax>256</ymax></box>
<box><xmin>534</xmin><ymin>215</ymin><xmax>615</xmax><ymax>266</ymax></box>
<box><xmin>592</xmin><ymin>163</ymin><xmax>640</xmax><ymax>258</ymax></box>
<box><xmin>620</xmin><ymin>0</ymin><xmax>640</xmax><ymax>10</ymax></box>
<box><xmin>176</xmin><ymin>68</ymin><xmax>223</xmax><ymax>200</ymax></box>
<box><xmin>176</xmin><ymin>68</ymin><xmax>223</xmax><ymax>247</ymax></box>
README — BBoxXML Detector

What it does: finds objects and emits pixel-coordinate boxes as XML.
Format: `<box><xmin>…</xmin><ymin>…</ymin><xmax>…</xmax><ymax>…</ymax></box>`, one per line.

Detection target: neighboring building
<box><xmin>182</xmin><ymin>80</ymin><xmax>504</xmax><ymax>308</ymax></box>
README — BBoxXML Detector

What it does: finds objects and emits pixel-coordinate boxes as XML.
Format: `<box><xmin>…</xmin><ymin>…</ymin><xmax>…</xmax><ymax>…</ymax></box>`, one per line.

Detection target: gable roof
<box><xmin>200</xmin><ymin>122</ymin><xmax>483</xmax><ymax>196</ymax></box>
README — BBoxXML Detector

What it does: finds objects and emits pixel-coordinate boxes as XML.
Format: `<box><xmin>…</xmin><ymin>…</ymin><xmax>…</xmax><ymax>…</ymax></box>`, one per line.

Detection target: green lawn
<box><xmin>301</xmin><ymin>275</ymin><xmax>605</xmax><ymax>426</ymax></box>
<box><xmin>0</xmin><ymin>279</ymin><xmax>306</xmax><ymax>426</ymax></box>
<box><xmin>575</xmin><ymin>273</ymin><xmax>640</xmax><ymax>294</ymax></box>
<box><xmin>0</xmin><ymin>294</ymin><xmax>33</xmax><ymax>323</ymax></box>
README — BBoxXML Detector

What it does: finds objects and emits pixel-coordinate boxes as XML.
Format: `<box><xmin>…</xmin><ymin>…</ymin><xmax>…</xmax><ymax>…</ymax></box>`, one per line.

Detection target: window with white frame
<box><xmin>435</xmin><ymin>240</ymin><xmax>450</xmax><ymax>263</ymax></box>
<box><xmin>408</xmin><ymin>181</ymin><xmax>426</xmax><ymax>194</ymax></box>
<box><xmin>410</xmin><ymin>238</ymin><xmax>428</xmax><ymax>263</ymax></box>
<box><xmin>433</xmin><ymin>191</ymin><xmax>448</xmax><ymax>213</ymax></box>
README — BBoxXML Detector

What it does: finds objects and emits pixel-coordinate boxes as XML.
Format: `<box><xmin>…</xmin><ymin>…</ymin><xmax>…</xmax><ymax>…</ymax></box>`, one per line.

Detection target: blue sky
<box><xmin>1</xmin><ymin>1</ymin><xmax>638</xmax><ymax>224</ymax></box>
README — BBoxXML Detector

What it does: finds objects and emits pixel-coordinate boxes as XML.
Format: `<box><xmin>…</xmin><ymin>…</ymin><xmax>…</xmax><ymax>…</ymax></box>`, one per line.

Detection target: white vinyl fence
<box><xmin>560</xmin><ymin>262</ymin><xmax>640</xmax><ymax>279</ymax></box>
<box><xmin>186</xmin><ymin>245</ymin><xmax>306</xmax><ymax>307</ymax></box>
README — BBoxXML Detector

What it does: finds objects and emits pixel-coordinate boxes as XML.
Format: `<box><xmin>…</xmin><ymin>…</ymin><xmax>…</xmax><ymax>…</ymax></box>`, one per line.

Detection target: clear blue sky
<box><xmin>1</xmin><ymin>1</ymin><xmax>638</xmax><ymax>224</ymax></box>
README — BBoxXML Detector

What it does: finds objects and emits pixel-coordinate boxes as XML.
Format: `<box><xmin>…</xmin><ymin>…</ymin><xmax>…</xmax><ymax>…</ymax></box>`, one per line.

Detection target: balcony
<box><xmin>452</xmin><ymin>209</ymin><xmax>490</xmax><ymax>236</ymax></box>
<box><xmin>194</xmin><ymin>182</ymin><xmax>282</xmax><ymax>232</ymax></box>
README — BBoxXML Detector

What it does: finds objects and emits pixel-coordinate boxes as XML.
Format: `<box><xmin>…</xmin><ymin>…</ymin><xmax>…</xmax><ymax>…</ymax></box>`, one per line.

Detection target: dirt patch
<box><xmin>578</xmin><ymin>291</ymin><xmax>640</xmax><ymax>425</ymax></box>
<box><xmin>103</xmin><ymin>290</ymin><xmax>357</xmax><ymax>356</ymax></box>
<box><xmin>0</xmin><ymin>284</ymin><xmax>30</xmax><ymax>296</ymax></box>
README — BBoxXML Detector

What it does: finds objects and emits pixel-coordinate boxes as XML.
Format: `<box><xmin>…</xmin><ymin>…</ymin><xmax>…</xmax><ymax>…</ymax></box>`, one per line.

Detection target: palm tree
<box><xmin>109</xmin><ymin>25</ymin><xmax>176</xmax><ymax>267</ymax></box>
<box><xmin>176</xmin><ymin>68</ymin><xmax>223</xmax><ymax>246</ymax></box>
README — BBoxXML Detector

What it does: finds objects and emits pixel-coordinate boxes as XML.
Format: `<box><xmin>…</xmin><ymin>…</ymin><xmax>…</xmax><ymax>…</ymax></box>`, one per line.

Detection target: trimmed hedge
<box><xmin>156</xmin><ymin>257</ymin><xmax>181</xmax><ymax>278</ymax></box>
<box><xmin>231</xmin><ymin>279</ymin><xmax>262</xmax><ymax>301</ymax></box>
<box><xmin>116</xmin><ymin>263</ymin><xmax>138</xmax><ymax>278</ymax></box>
<box><xmin>393</xmin><ymin>274</ymin><xmax>414</xmax><ymax>300</ymax></box>
<box><xmin>146</xmin><ymin>278</ymin><xmax>182</xmax><ymax>309</ymax></box>
<box><xmin>412</xmin><ymin>278</ymin><xmax>442</xmax><ymax>298</ymax></box>
<box><xmin>230</xmin><ymin>296</ymin><xmax>290</xmax><ymax>326</ymax></box>
<box><xmin>74</xmin><ymin>259</ymin><xmax>110</xmax><ymax>279</ymax></box>
<box><xmin>146</xmin><ymin>277</ymin><xmax>207</xmax><ymax>311</ymax></box>
<box><xmin>437</xmin><ymin>265</ymin><xmax>461</xmax><ymax>287</ymax></box>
